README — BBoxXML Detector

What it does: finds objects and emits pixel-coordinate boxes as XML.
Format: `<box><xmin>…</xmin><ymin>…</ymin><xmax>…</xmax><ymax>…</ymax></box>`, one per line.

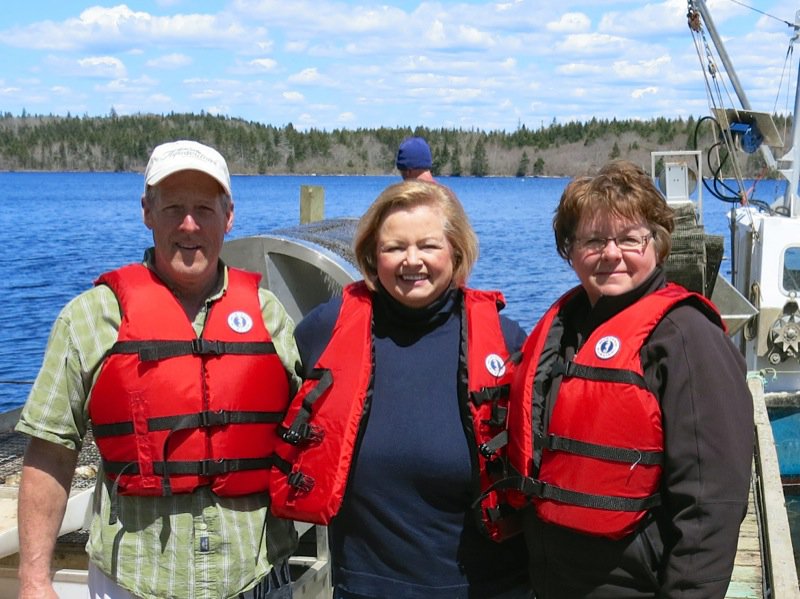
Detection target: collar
<box><xmin>373</xmin><ymin>281</ymin><xmax>460</xmax><ymax>330</ymax></box>
<box><xmin>568</xmin><ymin>267</ymin><xmax>666</xmax><ymax>333</ymax></box>
<box><xmin>141</xmin><ymin>247</ymin><xmax>228</xmax><ymax>303</ymax></box>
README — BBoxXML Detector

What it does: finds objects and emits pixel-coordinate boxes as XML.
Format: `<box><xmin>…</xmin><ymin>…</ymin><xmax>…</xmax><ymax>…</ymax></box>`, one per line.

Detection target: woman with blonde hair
<box><xmin>272</xmin><ymin>180</ymin><xmax>530</xmax><ymax>598</ymax></box>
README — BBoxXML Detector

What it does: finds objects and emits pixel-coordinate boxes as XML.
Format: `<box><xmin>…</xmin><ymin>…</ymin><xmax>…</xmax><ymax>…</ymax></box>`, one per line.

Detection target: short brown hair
<box><xmin>354</xmin><ymin>180</ymin><xmax>478</xmax><ymax>289</ymax></box>
<box><xmin>553</xmin><ymin>160</ymin><xmax>674</xmax><ymax>264</ymax></box>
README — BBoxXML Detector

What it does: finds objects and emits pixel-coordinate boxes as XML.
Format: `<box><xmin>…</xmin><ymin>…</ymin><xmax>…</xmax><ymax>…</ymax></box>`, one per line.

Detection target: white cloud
<box><xmin>632</xmin><ymin>86</ymin><xmax>659</xmax><ymax>99</ymax></box>
<box><xmin>288</xmin><ymin>68</ymin><xmax>323</xmax><ymax>84</ymax></box>
<box><xmin>0</xmin><ymin>1</ymin><xmax>793</xmax><ymax>130</ymax></box>
<box><xmin>547</xmin><ymin>12</ymin><xmax>591</xmax><ymax>33</ymax></box>
<box><xmin>283</xmin><ymin>91</ymin><xmax>304</xmax><ymax>102</ymax></box>
<box><xmin>558</xmin><ymin>32</ymin><xmax>628</xmax><ymax>55</ymax></box>
<box><xmin>145</xmin><ymin>53</ymin><xmax>192</xmax><ymax>69</ymax></box>
<box><xmin>0</xmin><ymin>4</ymin><xmax>253</xmax><ymax>51</ymax></box>
<box><xmin>77</xmin><ymin>56</ymin><xmax>127</xmax><ymax>78</ymax></box>
<box><xmin>95</xmin><ymin>75</ymin><xmax>157</xmax><ymax>93</ymax></box>
<box><xmin>194</xmin><ymin>89</ymin><xmax>225</xmax><ymax>100</ymax></box>
<box><xmin>249</xmin><ymin>58</ymin><xmax>278</xmax><ymax>71</ymax></box>
<box><xmin>613</xmin><ymin>56</ymin><xmax>671</xmax><ymax>79</ymax></box>
<box><xmin>205</xmin><ymin>104</ymin><xmax>231</xmax><ymax>116</ymax></box>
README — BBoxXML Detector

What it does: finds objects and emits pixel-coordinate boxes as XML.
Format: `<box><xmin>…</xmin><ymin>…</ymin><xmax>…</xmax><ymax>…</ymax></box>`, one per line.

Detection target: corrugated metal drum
<box><xmin>221</xmin><ymin>218</ymin><xmax>360</xmax><ymax>323</ymax></box>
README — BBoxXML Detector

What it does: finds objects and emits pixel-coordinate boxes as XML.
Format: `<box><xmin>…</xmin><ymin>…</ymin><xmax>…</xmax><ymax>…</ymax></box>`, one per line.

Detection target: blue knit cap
<box><xmin>396</xmin><ymin>137</ymin><xmax>433</xmax><ymax>170</ymax></box>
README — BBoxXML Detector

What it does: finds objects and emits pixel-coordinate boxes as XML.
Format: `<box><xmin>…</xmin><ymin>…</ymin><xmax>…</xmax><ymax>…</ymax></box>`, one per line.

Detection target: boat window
<box><xmin>784</xmin><ymin>247</ymin><xmax>800</xmax><ymax>291</ymax></box>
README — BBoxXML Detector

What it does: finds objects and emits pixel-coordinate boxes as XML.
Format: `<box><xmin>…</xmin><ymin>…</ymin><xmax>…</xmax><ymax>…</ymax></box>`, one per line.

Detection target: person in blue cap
<box><xmin>396</xmin><ymin>136</ymin><xmax>435</xmax><ymax>181</ymax></box>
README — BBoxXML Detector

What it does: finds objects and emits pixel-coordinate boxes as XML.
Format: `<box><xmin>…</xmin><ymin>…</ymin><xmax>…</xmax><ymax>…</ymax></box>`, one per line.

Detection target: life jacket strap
<box><xmin>470</xmin><ymin>383</ymin><xmax>510</xmax><ymax>405</ymax></box>
<box><xmin>92</xmin><ymin>421</ymin><xmax>134</xmax><ymax>437</ymax></box>
<box><xmin>109</xmin><ymin>339</ymin><xmax>276</xmax><ymax>362</ymax></box>
<box><xmin>480</xmin><ymin>475</ymin><xmax>661</xmax><ymax>512</ymax></box>
<box><xmin>536</xmin><ymin>480</ymin><xmax>661</xmax><ymax>512</ymax></box>
<box><xmin>93</xmin><ymin>410</ymin><xmax>284</xmax><ymax>438</ymax></box>
<box><xmin>550</xmin><ymin>359</ymin><xmax>648</xmax><ymax>389</ymax></box>
<box><xmin>102</xmin><ymin>456</ymin><xmax>274</xmax><ymax>477</ymax></box>
<box><xmin>281</xmin><ymin>368</ymin><xmax>333</xmax><ymax>445</ymax></box>
<box><xmin>273</xmin><ymin>454</ymin><xmax>315</xmax><ymax>493</ymax></box>
<box><xmin>479</xmin><ymin>430</ymin><xmax>508</xmax><ymax>459</ymax></box>
<box><xmin>149</xmin><ymin>410</ymin><xmax>284</xmax><ymax>432</ymax></box>
<box><xmin>153</xmin><ymin>457</ymin><xmax>274</xmax><ymax>476</ymax></box>
<box><xmin>487</xmin><ymin>404</ymin><xmax>508</xmax><ymax>427</ymax></box>
<box><xmin>534</xmin><ymin>433</ymin><xmax>663</xmax><ymax>466</ymax></box>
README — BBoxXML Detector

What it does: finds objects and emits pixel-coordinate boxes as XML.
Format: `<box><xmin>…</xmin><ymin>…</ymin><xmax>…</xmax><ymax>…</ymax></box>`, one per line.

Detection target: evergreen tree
<box><xmin>516</xmin><ymin>151</ymin><xmax>530</xmax><ymax>177</ymax></box>
<box><xmin>449</xmin><ymin>144</ymin><xmax>462</xmax><ymax>177</ymax></box>
<box><xmin>470</xmin><ymin>138</ymin><xmax>489</xmax><ymax>177</ymax></box>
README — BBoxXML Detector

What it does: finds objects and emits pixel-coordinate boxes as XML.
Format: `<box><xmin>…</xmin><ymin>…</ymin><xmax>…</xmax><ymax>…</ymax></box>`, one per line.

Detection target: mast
<box><xmin>692</xmin><ymin>0</ymin><xmax>800</xmax><ymax>216</ymax></box>
<box><xmin>780</xmin><ymin>10</ymin><xmax>800</xmax><ymax>216</ymax></box>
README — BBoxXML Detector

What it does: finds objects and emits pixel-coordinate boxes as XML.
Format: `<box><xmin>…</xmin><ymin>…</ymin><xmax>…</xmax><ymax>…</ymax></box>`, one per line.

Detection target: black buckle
<box><xmin>192</xmin><ymin>339</ymin><xmax>222</xmax><ymax>355</ymax></box>
<box><xmin>288</xmin><ymin>471</ymin><xmax>315</xmax><ymax>493</ymax></box>
<box><xmin>282</xmin><ymin>424</ymin><xmax>325</xmax><ymax>446</ymax></box>
<box><xmin>479</xmin><ymin>443</ymin><xmax>497</xmax><ymax>459</ymax></box>
<box><xmin>199</xmin><ymin>458</ymin><xmax>226</xmax><ymax>476</ymax></box>
<box><xmin>200</xmin><ymin>410</ymin><xmax>228</xmax><ymax>427</ymax></box>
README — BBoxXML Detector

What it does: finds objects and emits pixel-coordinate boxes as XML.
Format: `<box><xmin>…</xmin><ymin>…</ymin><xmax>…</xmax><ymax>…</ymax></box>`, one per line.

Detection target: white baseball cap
<box><xmin>144</xmin><ymin>140</ymin><xmax>232</xmax><ymax>197</ymax></box>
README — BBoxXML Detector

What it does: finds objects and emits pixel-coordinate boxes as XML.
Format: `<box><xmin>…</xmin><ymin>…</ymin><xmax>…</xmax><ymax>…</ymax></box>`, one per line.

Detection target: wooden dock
<box><xmin>727</xmin><ymin>377</ymin><xmax>800</xmax><ymax>598</ymax></box>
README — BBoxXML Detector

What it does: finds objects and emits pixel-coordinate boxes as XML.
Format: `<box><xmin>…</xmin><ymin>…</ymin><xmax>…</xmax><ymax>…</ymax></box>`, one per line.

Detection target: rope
<box><xmin>687</xmin><ymin>4</ymin><xmax>750</xmax><ymax>200</ymax></box>
<box><xmin>725</xmin><ymin>0</ymin><xmax>795</xmax><ymax>29</ymax></box>
<box><xmin>0</xmin><ymin>380</ymin><xmax>34</xmax><ymax>386</ymax></box>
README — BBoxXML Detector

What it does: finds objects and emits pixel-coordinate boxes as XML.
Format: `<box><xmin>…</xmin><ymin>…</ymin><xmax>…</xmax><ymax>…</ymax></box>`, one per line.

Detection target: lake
<box><xmin>0</xmin><ymin>172</ymin><xmax>787</xmax><ymax>413</ymax></box>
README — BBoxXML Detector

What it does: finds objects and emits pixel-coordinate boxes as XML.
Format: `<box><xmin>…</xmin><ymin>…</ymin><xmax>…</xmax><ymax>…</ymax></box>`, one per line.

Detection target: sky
<box><xmin>1</xmin><ymin>0</ymin><xmax>799</xmax><ymax>132</ymax></box>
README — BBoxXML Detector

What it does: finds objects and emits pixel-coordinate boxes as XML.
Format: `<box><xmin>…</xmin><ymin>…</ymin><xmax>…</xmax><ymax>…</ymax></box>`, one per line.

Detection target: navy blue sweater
<box><xmin>294</xmin><ymin>286</ymin><xmax>529</xmax><ymax>598</ymax></box>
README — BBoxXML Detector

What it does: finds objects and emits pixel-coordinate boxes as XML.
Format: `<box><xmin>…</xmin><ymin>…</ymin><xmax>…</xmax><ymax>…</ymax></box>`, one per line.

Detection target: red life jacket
<box><xmin>506</xmin><ymin>283</ymin><xmax>723</xmax><ymax>539</ymax></box>
<box><xmin>89</xmin><ymin>264</ymin><xmax>290</xmax><ymax>497</ymax></box>
<box><xmin>270</xmin><ymin>281</ymin><xmax>521</xmax><ymax>541</ymax></box>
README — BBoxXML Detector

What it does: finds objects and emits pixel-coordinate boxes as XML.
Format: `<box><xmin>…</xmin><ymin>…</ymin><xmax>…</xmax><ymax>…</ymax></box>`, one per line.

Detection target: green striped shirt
<box><xmin>16</xmin><ymin>261</ymin><xmax>302</xmax><ymax>599</ymax></box>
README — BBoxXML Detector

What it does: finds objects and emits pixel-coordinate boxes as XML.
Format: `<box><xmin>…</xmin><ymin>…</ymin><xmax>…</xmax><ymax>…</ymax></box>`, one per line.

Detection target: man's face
<box><xmin>142</xmin><ymin>170</ymin><xmax>233</xmax><ymax>295</ymax></box>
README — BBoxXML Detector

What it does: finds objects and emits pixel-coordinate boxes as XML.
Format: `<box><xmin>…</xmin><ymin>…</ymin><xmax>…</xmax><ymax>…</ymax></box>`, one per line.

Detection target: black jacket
<box><xmin>525</xmin><ymin>268</ymin><xmax>754</xmax><ymax>599</ymax></box>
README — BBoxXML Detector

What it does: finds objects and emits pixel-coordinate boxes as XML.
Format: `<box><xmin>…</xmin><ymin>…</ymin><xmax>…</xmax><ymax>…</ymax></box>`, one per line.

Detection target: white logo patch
<box><xmin>485</xmin><ymin>353</ymin><xmax>507</xmax><ymax>377</ymax></box>
<box><xmin>595</xmin><ymin>336</ymin><xmax>621</xmax><ymax>360</ymax></box>
<box><xmin>228</xmin><ymin>311</ymin><xmax>254</xmax><ymax>334</ymax></box>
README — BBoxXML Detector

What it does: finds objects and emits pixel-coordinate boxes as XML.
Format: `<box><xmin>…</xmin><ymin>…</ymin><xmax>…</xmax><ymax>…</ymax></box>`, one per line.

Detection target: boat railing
<box><xmin>749</xmin><ymin>376</ymin><xmax>800</xmax><ymax>597</ymax></box>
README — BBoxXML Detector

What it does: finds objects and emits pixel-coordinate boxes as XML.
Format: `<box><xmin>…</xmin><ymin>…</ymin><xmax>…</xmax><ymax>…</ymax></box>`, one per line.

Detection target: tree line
<box><xmin>0</xmin><ymin>111</ymin><xmax>786</xmax><ymax>178</ymax></box>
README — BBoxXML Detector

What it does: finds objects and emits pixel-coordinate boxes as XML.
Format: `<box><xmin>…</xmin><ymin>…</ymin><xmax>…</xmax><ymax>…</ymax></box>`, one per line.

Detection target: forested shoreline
<box><xmin>0</xmin><ymin>111</ymin><xmax>782</xmax><ymax>178</ymax></box>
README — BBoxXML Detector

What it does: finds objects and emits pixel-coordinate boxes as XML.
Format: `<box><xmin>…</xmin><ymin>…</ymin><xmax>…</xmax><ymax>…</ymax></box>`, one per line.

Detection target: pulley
<box><xmin>767</xmin><ymin>300</ymin><xmax>800</xmax><ymax>365</ymax></box>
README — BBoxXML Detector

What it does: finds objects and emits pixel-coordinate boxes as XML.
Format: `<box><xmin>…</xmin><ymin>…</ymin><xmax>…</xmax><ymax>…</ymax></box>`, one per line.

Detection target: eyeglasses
<box><xmin>573</xmin><ymin>233</ymin><xmax>653</xmax><ymax>254</ymax></box>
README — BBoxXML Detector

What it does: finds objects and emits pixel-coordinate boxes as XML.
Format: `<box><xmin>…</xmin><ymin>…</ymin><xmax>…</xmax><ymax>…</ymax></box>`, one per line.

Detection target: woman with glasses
<box><xmin>504</xmin><ymin>160</ymin><xmax>753</xmax><ymax>598</ymax></box>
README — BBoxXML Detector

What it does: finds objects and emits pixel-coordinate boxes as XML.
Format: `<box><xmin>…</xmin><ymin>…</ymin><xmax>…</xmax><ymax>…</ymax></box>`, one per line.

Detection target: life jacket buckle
<box><xmin>192</xmin><ymin>338</ymin><xmax>222</xmax><ymax>355</ymax></box>
<box><xmin>200</xmin><ymin>409</ymin><xmax>227</xmax><ymax>428</ymax></box>
<box><xmin>479</xmin><ymin>442</ymin><xmax>498</xmax><ymax>459</ymax></box>
<box><xmin>282</xmin><ymin>423</ymin><xmax>325</xmax><ymax>446</ymax></box>
<box><xmin>288</xmin><ymin>470</ymin><xmax>315</xmax><ymax>493</ymax></box>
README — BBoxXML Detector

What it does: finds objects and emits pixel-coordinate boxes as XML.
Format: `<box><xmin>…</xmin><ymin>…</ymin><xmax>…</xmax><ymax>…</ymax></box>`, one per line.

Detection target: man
<box><xmin>16</xmin><ymin>140</ymin><xmax>300</xmax><ymax>599</ymax></box>
<box><xmin>396</xmin><ymin>136</ymin><xmax>435</xmax><ymax>181</ymax></box>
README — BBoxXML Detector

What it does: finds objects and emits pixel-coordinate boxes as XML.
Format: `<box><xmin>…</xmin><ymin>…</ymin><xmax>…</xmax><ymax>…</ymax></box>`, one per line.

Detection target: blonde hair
<box><xmin>354</xmin><ymin>180</ymin><xmax>478</xmax><ymax>289</ymax></box>
<box><xmin>553</xmin><ymin>160</ymin><xmax>674</xmax><ymax>264</ymax></box>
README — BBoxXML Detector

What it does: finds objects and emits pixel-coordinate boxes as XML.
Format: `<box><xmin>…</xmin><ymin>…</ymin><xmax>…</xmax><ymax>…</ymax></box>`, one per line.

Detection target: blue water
<box><xmin>0</xmin><ymin>172</ymin><xmax>788</xmax><ymax>413</ymax></box>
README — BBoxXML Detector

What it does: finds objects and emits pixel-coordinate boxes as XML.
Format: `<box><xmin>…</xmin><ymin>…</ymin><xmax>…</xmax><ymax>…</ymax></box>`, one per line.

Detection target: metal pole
<box><xmin>694</xmin><ymin>0</ymin><xmax>777</xmax><ymax>170</ymax></box>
